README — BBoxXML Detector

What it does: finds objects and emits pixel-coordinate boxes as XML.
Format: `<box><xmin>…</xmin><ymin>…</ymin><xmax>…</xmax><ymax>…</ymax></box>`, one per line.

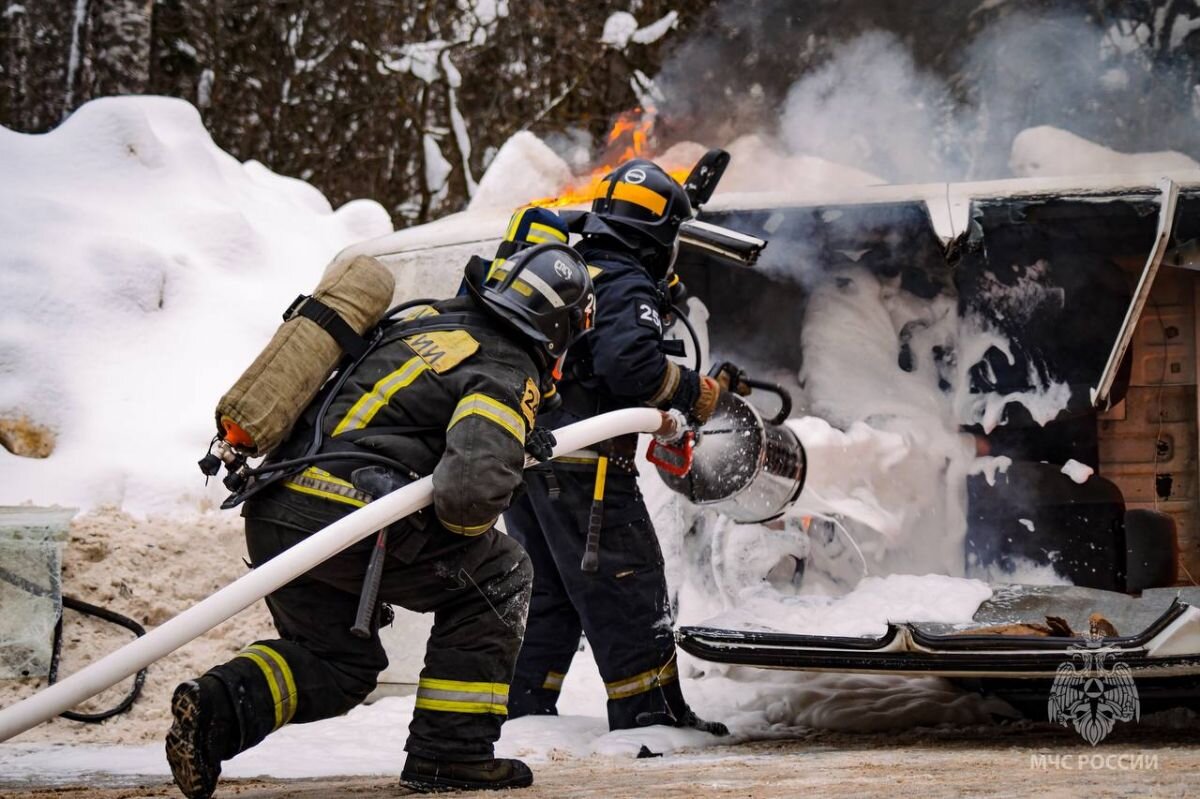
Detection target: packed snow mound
<box><xmin>1010</xmin><ymin>125</ymin><xmax>1200</xmax><ymax>177</ymax></box>
<box><xmin>468</xmin><ymin>131</ymin><xmax>573</xmax><ymax>210</ymax></box>
<box><xmin>0</xmin><ymin>95</ymin><xmax>392</xmax><ymax>513</ymax></box>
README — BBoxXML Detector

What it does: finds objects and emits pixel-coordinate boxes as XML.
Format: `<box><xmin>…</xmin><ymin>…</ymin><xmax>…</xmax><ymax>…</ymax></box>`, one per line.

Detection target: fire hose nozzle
<box><xmin>654</xmin><ymin>409</ymin><xmax>689</xmax><ymax>444</ymax></box>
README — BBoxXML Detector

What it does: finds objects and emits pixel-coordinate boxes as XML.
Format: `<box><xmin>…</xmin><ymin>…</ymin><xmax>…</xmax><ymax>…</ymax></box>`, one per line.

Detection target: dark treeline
<box><xmin>0</xmin><ymin>0</ymin><xmax>709</xmax><ymax>224</ymax></box>
<box><xmin>5</xmin><ymin>1</ymin><xmax>1200</xmax><ymax>226</ymax></box>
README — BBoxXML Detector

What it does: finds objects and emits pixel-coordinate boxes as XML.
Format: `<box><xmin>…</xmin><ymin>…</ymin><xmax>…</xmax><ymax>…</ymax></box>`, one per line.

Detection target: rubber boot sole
<box><xmin>399</xmin><ymin>768</ymin><xmax>533</xmax><ymax>793</ymax></box>
<box><xmin>165</xmin><ymin>681</ymin><xmax>221</xmax><ymax>799</ymax></box>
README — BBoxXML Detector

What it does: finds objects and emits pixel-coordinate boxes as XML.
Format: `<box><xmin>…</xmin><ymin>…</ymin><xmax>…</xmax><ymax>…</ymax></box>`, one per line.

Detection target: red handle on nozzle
<box><xmin>646</xmin><ymin>432</ymin><xmax>694</xmax><ymax>477</ymax></box>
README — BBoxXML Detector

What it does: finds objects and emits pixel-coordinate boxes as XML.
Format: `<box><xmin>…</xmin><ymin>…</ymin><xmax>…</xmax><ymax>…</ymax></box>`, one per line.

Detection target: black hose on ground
<box><xmin>0</xmin><ymin>564</ymin><xmax>148</xmax><ymax>723</ymax></box>
<box><xmin>49</xmin><ymin>595</ymin><xmax>148</xmax><ymax>723</ymax></box>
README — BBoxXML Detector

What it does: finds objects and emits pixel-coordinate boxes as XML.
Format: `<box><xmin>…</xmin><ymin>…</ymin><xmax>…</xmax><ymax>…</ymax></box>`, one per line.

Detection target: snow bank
<box><xmin>0</xmin><ymin>96</ymin><xmax>392</xmax><ymax>514</ymax></box>
<box><xmin>1010</xmin><ymin>125</ymin><xmax>1200</xmax><ymax>178</ymax></box>
<box><xmin>468</xmin><ymin>131</ymin><xmax>574</xmax><ymax>210</ymax></box>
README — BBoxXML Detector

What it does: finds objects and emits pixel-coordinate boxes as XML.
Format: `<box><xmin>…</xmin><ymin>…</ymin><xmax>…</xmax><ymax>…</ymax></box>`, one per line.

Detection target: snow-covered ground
<box><xmin>0</xmin><ymin>635</ymin><xmax>1011</xmax><ymax>783</ymax></box>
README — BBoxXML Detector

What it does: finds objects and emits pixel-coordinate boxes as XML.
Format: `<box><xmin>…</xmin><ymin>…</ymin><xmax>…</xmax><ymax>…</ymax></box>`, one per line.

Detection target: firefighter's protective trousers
<box><xmin>205</xmin><ymin>490</ymin><xmax>532</xmax><ymax>761</ymax></box>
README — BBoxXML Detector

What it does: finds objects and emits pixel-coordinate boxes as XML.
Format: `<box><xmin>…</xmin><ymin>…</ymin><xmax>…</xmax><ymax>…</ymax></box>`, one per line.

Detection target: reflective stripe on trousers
<box><xmin>235</xmin><ymin>644</ymin><xmax>298</xmax><ymax>730</ymax></box>
<box><xmin>604</xmin><ymin>659</ymin><xmax>678</xmax><ymax>701</ymax></box>
<box><xmin>415</xmin><ymin>677</ymin><xmax>510</xmax><ymax>715</ymax></box>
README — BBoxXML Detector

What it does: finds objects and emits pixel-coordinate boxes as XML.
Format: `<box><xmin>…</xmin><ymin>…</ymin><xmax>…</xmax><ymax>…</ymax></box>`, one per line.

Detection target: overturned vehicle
<box><xmin>342</xmin><ymin>167</ymin><xmax>1200</xmax><ymax>715</ymax></box>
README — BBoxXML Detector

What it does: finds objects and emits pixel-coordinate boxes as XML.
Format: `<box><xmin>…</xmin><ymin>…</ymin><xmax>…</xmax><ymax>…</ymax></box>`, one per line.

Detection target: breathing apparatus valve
<box><xmin>198</xmin><ymin>436</ymin><xmax>252</xmax><ymax>492</ymax></box>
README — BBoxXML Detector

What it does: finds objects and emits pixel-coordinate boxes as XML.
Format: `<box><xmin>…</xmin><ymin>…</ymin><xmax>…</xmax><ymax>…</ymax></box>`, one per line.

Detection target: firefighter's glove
<box><xmin>351</xmin><ymin>465</ymin><xmax>413</xmax><ymax>498</ymax></box>
<box><xmin>669</xmin><ymin>369</ymin><xmax>721</xmax><ymax>427</ymax></box>
<box><xmin>711</xmin><ymin>361</ymin><xmax>753</xmax><ymax>396</ymax></box>
<box><xmin>524</xmin><ymin>427</ymin><xmax>557</xmax><ymax>463</ymax></box>
<box><xmin>691</xmin><ymin>374</ymin><xmax>722</xmax><ymax>425</ymax></box>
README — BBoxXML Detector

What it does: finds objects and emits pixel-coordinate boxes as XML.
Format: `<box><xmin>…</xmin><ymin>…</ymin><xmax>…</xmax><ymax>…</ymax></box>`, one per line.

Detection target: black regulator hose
<box><xmin>0</xmin><ymin>564</ymin><xmax>148</xmax><ymax>723</ymax></box>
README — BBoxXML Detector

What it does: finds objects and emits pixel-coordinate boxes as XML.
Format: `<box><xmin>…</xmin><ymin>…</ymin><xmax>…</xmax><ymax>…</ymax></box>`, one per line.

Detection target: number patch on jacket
<box><xmin>635</xmin><ymin>301</ymin><xmax>662</xmax><ymax>334</ymax></box>
<box><xmin>520</xmin><ymin>377</ymin><xmax>540</xmax><ymax>428</ymax></box>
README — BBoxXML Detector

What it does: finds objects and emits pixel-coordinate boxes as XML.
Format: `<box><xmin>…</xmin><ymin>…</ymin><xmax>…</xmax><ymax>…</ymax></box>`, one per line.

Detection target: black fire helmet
<box><xmin>464</xmin><ymin>242</ymin><xmax>595</xmax><ymax>361</ymax></box>
<box><xmin>580</xmin><ymin>158</ymin><xmax>693</xmax><ymax>278</ymax></box>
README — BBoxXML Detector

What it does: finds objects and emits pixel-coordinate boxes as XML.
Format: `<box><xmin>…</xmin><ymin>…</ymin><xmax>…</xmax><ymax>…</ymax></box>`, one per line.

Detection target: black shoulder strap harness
<box><xmin>284</xmin><ymin>294</ymin><xmax>371</xmax><ymax>360</ymax></box>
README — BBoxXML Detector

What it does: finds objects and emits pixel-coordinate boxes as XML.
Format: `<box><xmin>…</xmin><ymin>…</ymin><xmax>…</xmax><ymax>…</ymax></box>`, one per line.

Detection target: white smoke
<box><xmin>676</xmin><ymin>10</ymin><xmax>1200</xmax><ymax>185</ymax></box>
<box><xmin>780</xmin><ymin>32</ymin><xmax>956</xmax><ymax>183</ymax></box>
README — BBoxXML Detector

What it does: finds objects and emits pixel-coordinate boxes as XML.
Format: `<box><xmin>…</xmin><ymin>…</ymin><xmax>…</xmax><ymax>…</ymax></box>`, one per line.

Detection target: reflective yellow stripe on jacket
<box><xmin>235</xmin><ymin>644</ymin><xmax>298</xmax><ymax>730</ymax></box>
<box><xmin>415</xmin><ymin>677</ymin><xmax>509</xmax><ymax>715</ymax></box>
<box><xmin>447</xmin><ymin>393</ymin><xmax>526</xmax><ymax>444</ymax></box>
<box><xmin>332</xmin><ymin>355</ymin><xmax>429</xmax><ymax>436</ymax></box>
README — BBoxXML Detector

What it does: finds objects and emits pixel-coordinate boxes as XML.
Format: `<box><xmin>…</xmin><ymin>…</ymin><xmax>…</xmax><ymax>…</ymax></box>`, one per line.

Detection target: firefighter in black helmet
<box><xmin>165</xmin><ymin>238</ymin><xmax>594</xmax><ymax>799</ymax></box>
<box><xmin>504</xmin><ymin>160</ymin><xmax>731</xmax><ymax>734</ymax></box>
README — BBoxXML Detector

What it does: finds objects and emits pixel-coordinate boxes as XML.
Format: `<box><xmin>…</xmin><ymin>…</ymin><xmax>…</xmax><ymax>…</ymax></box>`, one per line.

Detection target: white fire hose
<box><xmin>0</xmin><ymin>408</ymin><xmax>674</xmax><ymax>743</ymax></box>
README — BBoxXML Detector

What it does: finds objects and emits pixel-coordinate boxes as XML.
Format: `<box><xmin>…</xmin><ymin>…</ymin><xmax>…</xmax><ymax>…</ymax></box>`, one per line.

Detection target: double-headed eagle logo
<box><xmin>1047</xmin><ymin>636</ymin><xmax>1140</xmax><ymax>746</ymax></box>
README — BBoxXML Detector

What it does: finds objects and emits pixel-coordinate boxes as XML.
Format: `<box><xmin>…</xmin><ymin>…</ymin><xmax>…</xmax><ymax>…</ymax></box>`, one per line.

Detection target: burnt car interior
<box><xmin>673</xmin><ymin>185</ymin><xmax>1200</xmax><ymax>706</ymax></box>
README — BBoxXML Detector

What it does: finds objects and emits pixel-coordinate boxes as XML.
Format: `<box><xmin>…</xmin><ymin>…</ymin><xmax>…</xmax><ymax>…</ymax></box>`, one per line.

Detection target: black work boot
<box><xmin>165</xmin><ymin>677</ymin><xmax>237</xmax><ymax>799</ymax></box>
<box><xmin>400</xmin><ymin>754</ymin><xmax>534</xmax><ymax>792</ymax></box>
<box><xmin>677</xmin><ymin>708</ymin><xmax>730</xmax><ymax>737</ymax></box>
<box><xmin>633</xmin><ymin>707</ymin><xmax>730</xmax><ymax>737</ymax></box>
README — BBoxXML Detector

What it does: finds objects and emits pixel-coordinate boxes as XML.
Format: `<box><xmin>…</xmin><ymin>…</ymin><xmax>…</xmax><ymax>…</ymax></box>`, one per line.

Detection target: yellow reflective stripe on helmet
<box><xmin>542</xmin><ymin>671</ymin><xmax>565</xmax><ymax>692</ymax></box>
<box><xmin>505</xmin><ymin>208</ymin><xmax>526</xmax><ymax>241</ymax></box>
<box><xmin>236</xmin><ymin>645</ymin><xmax>298</xmax><ymax>730</ymax></box>
<box><xmin>282</xmin><ymin>466</ymin><xmax>369</xmax><ymax>508</ymax></box>
<box><xmin>595</xmin><ymin>180</ymin><xmax>667</xmax><ymax>215</ymax></box>
<box><xmin>415</xmin><ymin>677</ymin><xmax>509</xmax><ymax>715</ymax></box>
<box><xmin>604</xmin><ymin>659</ymin><xmax>679</xmax><ymax>700</ymax></box>
<box><xmin>448</xmin><ymin>393</ymin><xmax>526</xmax><ymax>444</ymax></box>
<box><xmin>527</xmin><ymin>222</ymin><xmax>568</xmax><ymax>244</ymax></box>
<box><xmin>332</xmin><ymin>356</ymin><xmax>428</xmax><ymax>436</ymax></box>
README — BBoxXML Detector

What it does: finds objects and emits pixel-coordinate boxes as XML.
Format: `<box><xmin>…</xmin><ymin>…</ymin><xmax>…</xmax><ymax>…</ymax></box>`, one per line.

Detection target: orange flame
<box><xmin>530</xmin><ymin>107</ymin><xmax>688</xmax><ymax>209</ymax></box>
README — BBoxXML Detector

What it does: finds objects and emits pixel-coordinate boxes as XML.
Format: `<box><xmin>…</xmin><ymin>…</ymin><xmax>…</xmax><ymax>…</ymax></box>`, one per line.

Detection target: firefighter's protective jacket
<box><xmin>552</xmin><ymin>242</ymin><xmax>701</xmax><ymax>427</ymax></box>
<box><xmin>274</xmin><ymin>296</ymin><xmax>542</xmax><ymax>536</ymax></box>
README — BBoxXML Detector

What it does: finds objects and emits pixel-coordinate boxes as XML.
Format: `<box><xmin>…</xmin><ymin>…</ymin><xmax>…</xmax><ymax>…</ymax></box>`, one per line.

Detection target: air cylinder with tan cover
<box><xmin>215</xmin><ymin>255</ymin><xmax>395</xmax><ymax>456</ymax></box>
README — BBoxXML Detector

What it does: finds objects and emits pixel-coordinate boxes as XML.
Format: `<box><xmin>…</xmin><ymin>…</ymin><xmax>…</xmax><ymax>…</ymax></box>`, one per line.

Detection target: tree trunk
<box><xmin>85</xmin><ymin>0</ymin><xmax>153</xmax><ymax>97</ymax></box>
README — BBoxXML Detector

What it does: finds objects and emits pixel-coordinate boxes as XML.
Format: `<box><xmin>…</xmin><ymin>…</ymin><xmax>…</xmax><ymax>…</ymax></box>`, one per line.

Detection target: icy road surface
<box><xmin>3</xmin><ymin>725</ymin><xmax>1198</xmax><ymax>798</ymax></box>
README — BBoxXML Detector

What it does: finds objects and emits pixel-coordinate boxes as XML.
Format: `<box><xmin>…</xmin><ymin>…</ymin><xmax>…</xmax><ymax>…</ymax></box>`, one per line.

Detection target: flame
<box><xmin>530</xmin><ymin>107</ymin><xmax>689</xmax><ymax>209</ymax></box>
